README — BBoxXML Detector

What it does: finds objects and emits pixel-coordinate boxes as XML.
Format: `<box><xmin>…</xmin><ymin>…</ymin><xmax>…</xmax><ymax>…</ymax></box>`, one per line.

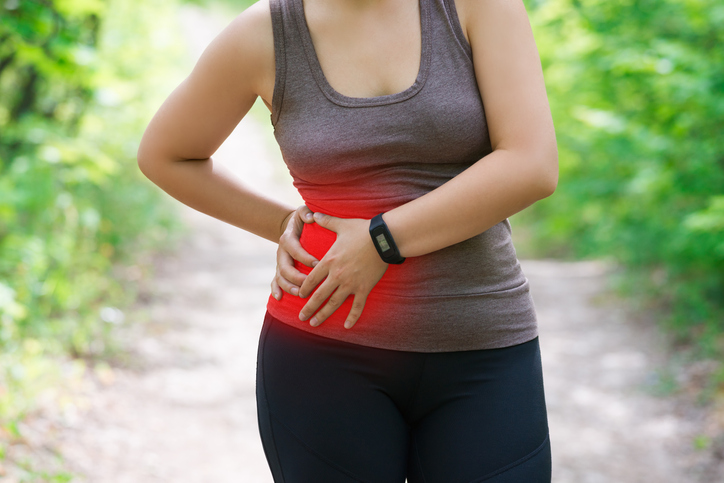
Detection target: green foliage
<box><xmin>0</xmin><ymin>0</ymin><xmax>188</xmax><ymax>452</ymax></box>
<box><xmin>518</xmin><ymin>0</ymin><xmax>724</xmax><ymax>354</ymax></box>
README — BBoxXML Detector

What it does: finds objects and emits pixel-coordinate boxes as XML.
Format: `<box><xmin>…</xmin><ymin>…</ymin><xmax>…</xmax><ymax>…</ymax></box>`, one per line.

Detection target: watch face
<box><xmin>375</xmin><ymin>233</ymin><xmax>391</xmax><ymax>252</ymax></box>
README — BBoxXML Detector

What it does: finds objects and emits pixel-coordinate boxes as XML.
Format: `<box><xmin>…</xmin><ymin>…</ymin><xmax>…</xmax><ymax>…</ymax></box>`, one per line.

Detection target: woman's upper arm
<box><xmin>138</xmin><ymin>0</ymin><xmax>274</xmax><ymax>167</ymax></box>
<box><xmin>459</xmin><ymin>0</ymin><xmax>558</xmax><ymax>190</ymax></box>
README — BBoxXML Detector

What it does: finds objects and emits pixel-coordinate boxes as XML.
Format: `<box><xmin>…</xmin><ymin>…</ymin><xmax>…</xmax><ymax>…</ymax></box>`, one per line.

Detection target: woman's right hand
<box><xmin>271</xmin><ymin>205</ymin><xmax>319</xmax><ymax>301</ymax></box>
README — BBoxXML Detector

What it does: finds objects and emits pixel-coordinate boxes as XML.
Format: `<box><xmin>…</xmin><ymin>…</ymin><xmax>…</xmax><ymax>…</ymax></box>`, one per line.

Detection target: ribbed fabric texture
<box><xmin>265</xmin><ymin>0</ymin><xmax>538</xmax><ymax>352</ymax></box>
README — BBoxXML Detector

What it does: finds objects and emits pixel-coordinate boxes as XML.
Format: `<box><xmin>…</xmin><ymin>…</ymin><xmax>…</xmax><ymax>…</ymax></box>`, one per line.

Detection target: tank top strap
<box><xmin>269</xmin><ymin>0</ymin><xmax>287</xmax><ymax>126</ymax></box>
<box><xmin>439</xmin><ymin>0</ymin><xmax>474</xmax><ymax>61</ymax></box>
<box><xmin>269</xmin><ymin>0</ymin><xmax>321</xmax><ymax>125</ymax></box>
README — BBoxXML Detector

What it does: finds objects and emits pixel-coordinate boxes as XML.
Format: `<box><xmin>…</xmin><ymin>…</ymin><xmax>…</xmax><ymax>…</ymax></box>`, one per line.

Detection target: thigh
<box><xmin>256</xmin><ymin>312</ymin><xmax>410</xmax><ymax>483</ymax></box>
<box><xmin>407</xmin><ymin>337</ymin><xmax>551</xmax><ymax>483</ymax></box>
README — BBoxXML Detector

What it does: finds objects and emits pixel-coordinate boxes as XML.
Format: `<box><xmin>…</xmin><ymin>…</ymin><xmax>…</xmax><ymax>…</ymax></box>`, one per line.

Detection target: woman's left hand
<box><xmin>298</xmin><ymin>212</ymin><xmax>388</xmax><ymax>329</ymax></box>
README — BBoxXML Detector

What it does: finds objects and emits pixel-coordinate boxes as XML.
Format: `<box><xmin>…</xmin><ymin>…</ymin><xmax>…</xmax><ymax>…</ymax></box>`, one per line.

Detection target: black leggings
<box><xmin>256</xmin><ymin>312</ymin><xmax>551</xmax><ymax>483</ymax></box>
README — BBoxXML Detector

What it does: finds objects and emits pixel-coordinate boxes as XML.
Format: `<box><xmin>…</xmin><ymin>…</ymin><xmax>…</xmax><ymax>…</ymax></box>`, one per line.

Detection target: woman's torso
<box><xmin>259</xmin><ymin>0</ymin><xmax>538</xmax><ymax>352</ymax></box>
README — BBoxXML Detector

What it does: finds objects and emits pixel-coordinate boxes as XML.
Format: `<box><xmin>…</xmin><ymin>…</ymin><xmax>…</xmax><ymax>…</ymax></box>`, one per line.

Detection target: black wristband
<box><xmin>369</xmin><ymin>213</ymin><xmax>405</xmax><ymax>264</ymax></box>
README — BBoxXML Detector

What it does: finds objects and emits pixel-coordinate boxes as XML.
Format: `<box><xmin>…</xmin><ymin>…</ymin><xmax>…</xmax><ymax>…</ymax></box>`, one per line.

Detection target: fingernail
<box><xmin>273</xmin><ymin>292</ymin><xmax>280</xmax><ymax>300</ymax></box>
<box><xmin>312</xmin><ymin>260</ymin><xmax>318</xmax><ymax>267</ymax></box>
<box><xmin>310</xmin><ymin>317</ymin><xmax>318</xmax><ymax>327</ymax></box>
<box><xmin>291</xmin><ymin>287</ymin><xmax>298</xmax><ymax>296</ymax></box>
<box><xmin>305</xmin><ymin>213</ymin><xmax>313</xmax><ymax>221</ymax></box>
<box><xmin>344</xmin><ymin>321</ymin><xmax>352</xmax><ymax>329</ymax></box>
<box><xmin>314</xmin><ymin>212</ymin><xmax>324</xmax><ymax>220</ymax></box>
<box><xmin>299</xmin><ymin>311</ymin><xmax>308</xmax><ymax>321</ymax></box>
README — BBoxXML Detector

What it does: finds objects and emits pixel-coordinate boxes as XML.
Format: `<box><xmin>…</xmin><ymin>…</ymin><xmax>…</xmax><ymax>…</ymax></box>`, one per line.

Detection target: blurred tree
<box><xmin>0</xmin><ymin>0</ymin><xmax>186</xmax><ymax>437</ymax></box>
<box><xmin>1</xmin><ymin>0</ymin><xmax>111</xmax><ymax>346</ymax></box>
<box><xmin>519</xmin><ymin>0</ymin><xmax>724</xmax><ymax>353</ymax></box>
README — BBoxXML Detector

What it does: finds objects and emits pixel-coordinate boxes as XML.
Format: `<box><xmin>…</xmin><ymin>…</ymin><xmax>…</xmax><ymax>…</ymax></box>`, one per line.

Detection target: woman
<box><xmin>138</xmin><ymin>0</ymin><xmax>558</xmax><ymax>480</ymax></box>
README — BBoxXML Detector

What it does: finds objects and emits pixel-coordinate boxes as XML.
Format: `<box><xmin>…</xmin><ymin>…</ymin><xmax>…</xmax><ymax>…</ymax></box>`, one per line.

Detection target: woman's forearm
<box><xmin>384</xmin><ymin>148</ymin><xmax>557</xmax><ymax>258</ymax></box>
<box><xmin>138</xmin><ymin>156</ymin><xmax>295</xmax><ymax>244</ymax></box>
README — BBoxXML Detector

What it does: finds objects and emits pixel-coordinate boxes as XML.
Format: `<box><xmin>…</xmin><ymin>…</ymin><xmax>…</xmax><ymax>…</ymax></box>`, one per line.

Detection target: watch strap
<box><xmin>369</xmin><ymin>213</ymin><xmax>405</xmax><ymax>264</ymax></box>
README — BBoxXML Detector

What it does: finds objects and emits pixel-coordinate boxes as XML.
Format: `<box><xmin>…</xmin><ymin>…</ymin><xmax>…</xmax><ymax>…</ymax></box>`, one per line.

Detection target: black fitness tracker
<box><xmin>369</xmin><ymin>213</ymin><xmax>405</xmax><ymax>264</ymax></box>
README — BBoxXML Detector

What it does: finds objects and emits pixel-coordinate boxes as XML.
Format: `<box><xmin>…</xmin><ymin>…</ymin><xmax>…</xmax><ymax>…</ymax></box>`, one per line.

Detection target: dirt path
<box><xmin>5</xmin><ymin>6</ymin><xmax>719</xmax><ymax>482</ymax></box>
<box><xmin>528</xmin><ymin>260</ymin><xmax>704</xmax><ymax>482</ymax></box>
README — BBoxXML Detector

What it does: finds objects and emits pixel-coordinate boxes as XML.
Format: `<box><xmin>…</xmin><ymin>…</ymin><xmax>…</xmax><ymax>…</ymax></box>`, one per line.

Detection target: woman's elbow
<box><xmin>136</xmin><ymin>132</ymin><xmax>169</xmax><ymax>180</ymax></box>
<box><xmin>537</xmin><ymin>141</ymin><xmax>559</xmax><ymax>198</ymax></box>
<box><xmin>540</xmin><ymin>162</ymin><xmax>558</xmax><ymax>198</ymax></box>
<box><xmin>136</xmin><ymin>146</ymin><xmax>157</xmax><ymax>180</ymax></box>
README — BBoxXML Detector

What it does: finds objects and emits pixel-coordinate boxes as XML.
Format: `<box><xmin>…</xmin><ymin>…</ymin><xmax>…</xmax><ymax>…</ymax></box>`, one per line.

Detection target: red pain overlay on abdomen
<box><xmin>266</xmin><ymin>202</ymin><xmax>413</xmax><ymax>329</ymax></box>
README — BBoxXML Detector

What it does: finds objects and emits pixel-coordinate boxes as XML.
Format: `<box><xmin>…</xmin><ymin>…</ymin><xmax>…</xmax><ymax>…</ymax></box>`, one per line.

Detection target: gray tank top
<box><xmin>265</xmin><ymin>0</ymin><xmax>539</xmax><ymax>351</ymax></box>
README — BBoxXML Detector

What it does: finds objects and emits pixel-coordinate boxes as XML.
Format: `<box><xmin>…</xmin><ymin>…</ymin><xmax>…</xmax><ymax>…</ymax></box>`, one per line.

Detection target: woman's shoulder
<box><xmin>198</xmin><ymin>0</ymin><xmax>276</xmax><ymax>103</ymax></box>
<box><xmin>230</xmin><ymin>0</ymin><xmax>273</xmax><ymax>36</ymax></box>
<box><xmin>222</xmin><ymin>0</ymin><xmax>275</xmax><ymax>68</ymax></box>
